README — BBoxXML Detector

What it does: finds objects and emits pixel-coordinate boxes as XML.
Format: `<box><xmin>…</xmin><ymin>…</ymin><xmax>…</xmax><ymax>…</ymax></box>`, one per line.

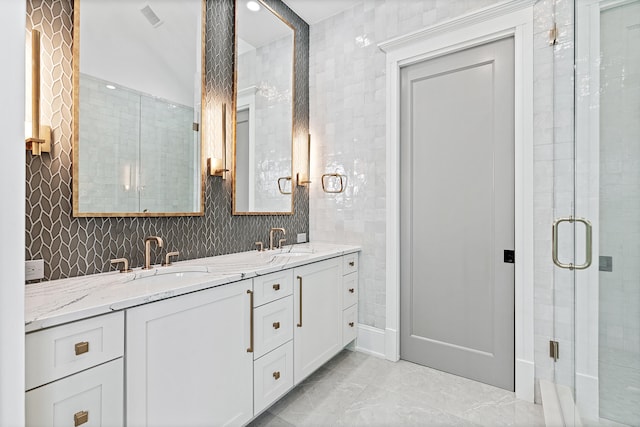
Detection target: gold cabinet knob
<box><xmin>273</xmin><ymin>371</ymin><xmax>281</xmax><ymax>380</ymax></box>
<box><xmin>273</xmin><ymin>321</ymin><xmax>281</xmax><ymax>330</ymax></box>
<box><xmin>349</xmin><ymin>261</ymin><xmax>355</xmax><ymax>267</ymax></box>
<box><xmin>74</xmin><ymin>342</ymin><xmax>89</xmax><ymax>356</ymax></box>
<box><xmin>348</xmin><ymin>288</ymin><xmax>355</xmax><ymax>293</ymax></box>
<box><xmin>273</xmin><ymin>283</ymin><xmax>280</xmax><ymax>291</ymax></box>
<box><xmin>349</xmin><ymin>322</ymin><xmax>354</xmax><ymax>327</ymax></box>
<box><xmin>74</xmin><ymin>410</ymin><xmax>89</xmax><ymax>426</ymax></box>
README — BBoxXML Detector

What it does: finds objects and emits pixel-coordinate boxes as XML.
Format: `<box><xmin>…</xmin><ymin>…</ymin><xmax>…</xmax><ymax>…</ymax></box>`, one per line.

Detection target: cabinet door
<box><xmin>126</xmin><ymin>280</ymin><xmax>253</xmax><ymax>427</ymax></box>
<box><xmin>26</xmin><ymin>359</ymin><xmax>123</xmax><ymax>427</ymax></box>
<box><xmin>293</xmin><ymin>258</ymin><xmax>342</xmax><ymax>384</ymax></box>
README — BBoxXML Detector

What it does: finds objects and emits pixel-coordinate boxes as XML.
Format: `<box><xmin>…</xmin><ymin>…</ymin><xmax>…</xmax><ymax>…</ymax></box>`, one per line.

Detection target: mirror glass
<box><xmin>233</xmin><ymin>0</ymin><xmax>294</xmax><ymax>214</ymax></box>
<box><xmin>73</xmin><ymin>0</ymin><xmax>204</xmax><ymax>216</ymax></box>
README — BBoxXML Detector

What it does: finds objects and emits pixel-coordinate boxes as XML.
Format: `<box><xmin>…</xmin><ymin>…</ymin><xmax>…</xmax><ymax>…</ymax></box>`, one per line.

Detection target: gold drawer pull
<box><xmin>247</xmin><ymin>290</ymin><xmax>254</xmax><ymax>353</ymax></box>
<box><xmin>74</xmin><ymin>410</ymin><xmax>89</xmax><ymax>426</ymax></box>
<box><xmin>273</xmin><ymin>283</ymin><xmax>280</xmax><ymax>291</ymax></box>
<box><xmin>273</xmin><ymin>371</ymin><xmax>281</xmax><ymax>380</ymax></box>
<box><xmin>273</xmin><ymin>321</ymin><xmax>281</xmax><ymax>330</ymax></box>
<box><xmin>75</xmin><ymin>342</ymin><xmax>89</xmax><ymax>356</ymax></box>
<box><xmin>348</xmin><ymin>288</ymin><xmax>355</xmax><ymax>293</ymax></box>
<box><xmin>349</xmin><ymin>261</ymin><xmax>355</xmax><ymax>267</ymax></box>
<box><xmin>349</xmin><ymin>322</ymin><xmax>355</xmax><ymax>327</ymax></box>
<box><xmin>297</xmin><ymin>276</ymin><xmax>303</xmax><ymax>327</ymax></box>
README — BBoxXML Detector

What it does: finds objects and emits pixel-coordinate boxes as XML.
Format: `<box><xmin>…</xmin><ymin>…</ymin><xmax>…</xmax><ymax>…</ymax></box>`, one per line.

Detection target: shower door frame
<box><xmin>380</xmin><ymin>0</ymin><xmax>536</xmax><ymax>402</ymax></box>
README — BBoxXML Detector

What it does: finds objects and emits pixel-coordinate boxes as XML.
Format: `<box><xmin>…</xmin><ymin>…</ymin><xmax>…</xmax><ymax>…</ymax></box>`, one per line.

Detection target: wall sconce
<box><xmin>25</xmin><ymin>29</ymin><xmax>51</xmax><ymax>156</ymax></box>
<box><xmin>296</xmin><ymin>133</ymin><xmax>311</xmax><ymax>186</ymax></box>
<box><xmin>208</xmin><ymin>103</ymin><xmax>228</xmax><ymax>178</ymax></box>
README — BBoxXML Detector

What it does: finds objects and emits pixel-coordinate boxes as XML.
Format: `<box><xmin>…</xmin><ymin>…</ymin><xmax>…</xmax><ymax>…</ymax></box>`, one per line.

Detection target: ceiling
<box><xmin>281</xmin><ymin>0</ymin><xmax>361</xmax><ymax>25</ymax></box>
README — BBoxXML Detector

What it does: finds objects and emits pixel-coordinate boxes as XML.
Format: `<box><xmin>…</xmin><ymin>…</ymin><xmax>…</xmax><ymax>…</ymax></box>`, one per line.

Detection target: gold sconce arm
<box><xmin>25</xmin><ymin>29</ymin><xmax>51</xmax><ymax>156</ymax></box>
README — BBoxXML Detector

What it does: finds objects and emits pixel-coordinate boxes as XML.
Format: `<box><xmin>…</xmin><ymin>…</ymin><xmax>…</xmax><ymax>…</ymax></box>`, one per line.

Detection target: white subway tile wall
<box><xmin>308</xmin><ymin>0</ymin><xmax>574</xmax><ymax>403</ymax></box>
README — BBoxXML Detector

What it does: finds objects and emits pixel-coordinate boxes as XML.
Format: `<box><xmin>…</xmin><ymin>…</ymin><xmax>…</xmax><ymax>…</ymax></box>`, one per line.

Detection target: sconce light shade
<box><xmin>296</xmin><ymin>133</ymin><xmax>311</xmax><ymax>186</ymax></box>
<box><xmin>25</xmin><ymin>29</ymin><xmax>51</xmax><ymax>156</ymax></box>
<box><xmin>208</xmin><ymin>103</ymin><xmax>228</xmax><ymax>178</ymax></box>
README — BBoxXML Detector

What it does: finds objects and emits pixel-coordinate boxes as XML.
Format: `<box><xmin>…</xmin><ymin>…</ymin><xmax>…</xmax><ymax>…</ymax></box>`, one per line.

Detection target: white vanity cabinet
<box><xmin>25</xmin><ymin>312</ymin><xmax>125</xmax><ymax>427</ymax></box>
<box><xmin>126</xmin><ymin>279</ymin><xmax>254</xmax><ymax>427</ymax></box>
<box><xmin>24</xmin><ymin>246</ymin><xmax>361</xmax><ymax>427</ymax></box>
<box><xmin>293</xmin><ymin>257</ymin><xmax>343</xmax><ymax>384</ymax></box>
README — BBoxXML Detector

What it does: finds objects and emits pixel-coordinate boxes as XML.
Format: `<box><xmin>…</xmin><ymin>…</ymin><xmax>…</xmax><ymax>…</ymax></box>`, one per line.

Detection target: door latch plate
<box><xmin>504</xmin><ymin>250</ymin><xmax>515</xmax><ymax>264</ymax></box>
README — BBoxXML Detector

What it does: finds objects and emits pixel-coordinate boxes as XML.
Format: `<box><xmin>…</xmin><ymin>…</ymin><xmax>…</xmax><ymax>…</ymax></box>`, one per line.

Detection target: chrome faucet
<box><xmin>144</xmin><ymin>236</ymin><xmax>164</xmax><ymax>269</ymax></box>
<box><xmin>269</xmin><ymin>228</ymin><xmax>286</xmax><ymax>250</ymax></box>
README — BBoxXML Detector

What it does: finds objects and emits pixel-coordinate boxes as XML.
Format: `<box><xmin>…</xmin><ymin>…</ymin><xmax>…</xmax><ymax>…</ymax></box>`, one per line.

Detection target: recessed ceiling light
<box><xmin>247</xmin><ymin>1</ymin><xmax>261</xmax><ymax>12</ymax></box>
<box><xmin>106</xmin><ymin>84</ymin><xmax>116</xmax><ymax>90</ymax></box>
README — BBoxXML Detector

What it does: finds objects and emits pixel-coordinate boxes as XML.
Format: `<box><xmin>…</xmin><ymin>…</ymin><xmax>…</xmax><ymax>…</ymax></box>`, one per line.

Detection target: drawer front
<box><xmin>342</xmin><ymin>272</ymin><xmax>358</xmax><ymax>309</ymax></box>
<box><xmin>26</xmin><ymin>358</ymin><xmax>124</xmax><ymax>427</ymax></box>
<box><xmin>342</xmin><ymin>305</ymin><xmax>358</xmax><ymax>346</ymax></box>
<box><xmin>254</xmin><ymin>341</ymin><xmax>294</xmax><ymax>415</ymax></box>
<box><xmin>254</xmin><ymin>296</ymin><xmax>293</xmax><ymax>359</ymax></box>
<box><xmin>342</xmin><ymin>253</ymin><xmax>359</xmax><ymax>275</ymax></box>
<box><xmin>253</xmin><ymin>270</ymin><xmax>294</xmax><ymax>307</ymax></box>
<box><xmin>26</xmin><ymin>312</ymin><xmax>124</xmax><ymax>390</ymax></box>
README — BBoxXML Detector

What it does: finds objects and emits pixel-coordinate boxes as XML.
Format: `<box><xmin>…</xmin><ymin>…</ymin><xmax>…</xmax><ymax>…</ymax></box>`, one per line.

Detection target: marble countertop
<box><xmin>25</xmin><ymin>242</ymin><xmax>360</xmax><ymax>333</ymax></box>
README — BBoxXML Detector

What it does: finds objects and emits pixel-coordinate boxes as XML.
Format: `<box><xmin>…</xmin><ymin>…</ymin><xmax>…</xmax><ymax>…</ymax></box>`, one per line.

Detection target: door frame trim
<box><xmin>379</xmin><ymin>0</ymin><xmax>535</xmax><ymax>402</ymax></box>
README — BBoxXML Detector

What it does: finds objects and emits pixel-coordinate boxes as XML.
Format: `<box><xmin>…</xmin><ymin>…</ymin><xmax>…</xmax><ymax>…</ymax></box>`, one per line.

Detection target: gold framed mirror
<box><xmin>72</xmin><ymin>0</ymin><xmax>206</xmax><ymax>217</ymax></box>
<box><xmin>233</xmin><ymin>0</ymin><xmax>295</xmax><ymax>215</ymax></box>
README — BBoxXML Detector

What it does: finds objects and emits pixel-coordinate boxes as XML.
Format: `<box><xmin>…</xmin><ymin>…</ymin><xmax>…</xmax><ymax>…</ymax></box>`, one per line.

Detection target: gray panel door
<box><xmin>399</xmin><ymin>37</ymin><xmax>515</xmax><ymax>391</ymax></box>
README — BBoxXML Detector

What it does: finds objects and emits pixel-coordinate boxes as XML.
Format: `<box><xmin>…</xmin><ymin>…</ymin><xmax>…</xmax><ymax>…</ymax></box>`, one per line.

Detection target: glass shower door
<box><xmin>574</xmin><ymin>0</ymin><xmax>640</xmax><ymax>424</ymax></box>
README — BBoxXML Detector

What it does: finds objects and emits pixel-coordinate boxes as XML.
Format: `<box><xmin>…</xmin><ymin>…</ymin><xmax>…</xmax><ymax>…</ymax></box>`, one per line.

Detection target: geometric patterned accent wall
<box><xmin>25</xmin><ymin>0</ymin><xmax>309</xmax><ymax>281</ymax></box>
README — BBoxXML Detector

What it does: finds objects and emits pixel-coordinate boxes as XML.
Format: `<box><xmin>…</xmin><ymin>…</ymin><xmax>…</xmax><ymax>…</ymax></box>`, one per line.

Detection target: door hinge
<box><xmin>550</xmin><ymin>340</ymin><xmax>559</xmax><ymax>361</ymax></box>
<box><xmin>548</xmin><ymin>23</ymin><xmax>558</xmax><ymax>46</ymax></box>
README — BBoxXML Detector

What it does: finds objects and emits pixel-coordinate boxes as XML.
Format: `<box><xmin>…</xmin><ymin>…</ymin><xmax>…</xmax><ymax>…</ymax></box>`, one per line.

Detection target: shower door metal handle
<box><xmin>552</xmin><ymin>216</ymin><xmax>593</xmax><ymax>270</ymax></box>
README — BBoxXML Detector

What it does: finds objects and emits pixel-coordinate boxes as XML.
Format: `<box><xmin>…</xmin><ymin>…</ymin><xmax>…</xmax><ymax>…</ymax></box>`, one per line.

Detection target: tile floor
<box><xmin>249</xmin><ymin>349</ymin><xmax>545</xmax><ymax>426</ymax></box>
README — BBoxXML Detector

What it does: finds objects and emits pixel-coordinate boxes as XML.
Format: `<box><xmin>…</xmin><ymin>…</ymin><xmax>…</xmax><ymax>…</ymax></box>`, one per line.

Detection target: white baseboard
<box><xmin>355</xmin><ymin>324</ymin><xmax>386</xmax><ymax>358</ymax></box>
<box><xmin>384</xmin><ymin>327</ymin><xmax>399</xmax><ymax>361</ymax></box>
<box><xmin>576</xmin><ymin>372</ymin><xmax>599</xmax><ymax>423</ymax></box>
<box><xmin>516</xmin><ymin>358</ymin><xmax>535</xmax><ymax>402</ymax></box>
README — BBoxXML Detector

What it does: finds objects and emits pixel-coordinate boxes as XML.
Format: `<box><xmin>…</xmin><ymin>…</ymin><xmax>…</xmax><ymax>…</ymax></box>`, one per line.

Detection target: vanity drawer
<box><xmin>254</xmin><ymin>296</ymin><xmax>293</xmax><ymax>359</ymax></box>
<box><xmin>342</xmin><ymin>272</ymin><xmax>358</xmax><ymax>309</ymax></box>
<box><xmin>254</xmin><ymin>341</ymin><xmax>294</xmax><ymax>415</ymax></box>
<box><xmin>26</xmin><ymin>358</ymin><xmax>124</xmax><ymax>427</ymax></box>
<box><xmin>342</xmin><ymin>305</ymin><xmax>358</xmax><ymax>346</ymax></box>
<box><xmin>342</xmin><ymin>253</ymin><xmax>358</xmax><ymax>275</ymax></box>
<box><xmin>253</xmin><ymin>270</ymin><xmax>294</xmax><ymax>307</ymax></box>
<box><xmin>26</xmin><ymin>312</ymin><xmax>124</xmax><ymax>390</ymax></box>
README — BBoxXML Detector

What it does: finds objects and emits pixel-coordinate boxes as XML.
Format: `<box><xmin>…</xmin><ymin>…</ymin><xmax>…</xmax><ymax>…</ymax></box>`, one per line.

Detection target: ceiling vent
<box><xmin>140</xmin><ymin>4</ymin><xmax>163</xmax><ymax>28</ymax></box>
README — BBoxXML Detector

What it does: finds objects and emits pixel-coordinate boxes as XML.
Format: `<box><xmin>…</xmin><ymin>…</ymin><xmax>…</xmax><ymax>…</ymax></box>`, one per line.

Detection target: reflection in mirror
<box><xmin>233</xmin><ymin>0</ymin><xmax>294</xmax><ymax>214</ymax></box>
<box><xmin>73</xmin><ymin>0</ymin><xmax>205</xmax><ymax>216</ymax></box>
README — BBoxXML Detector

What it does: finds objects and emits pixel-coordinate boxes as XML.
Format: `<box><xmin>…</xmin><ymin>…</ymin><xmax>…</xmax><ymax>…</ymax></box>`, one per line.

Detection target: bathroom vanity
<box><xmin>24</xmin><ymin>243</ymin><xmax>359</xmax><ymax>426</ymax></box>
